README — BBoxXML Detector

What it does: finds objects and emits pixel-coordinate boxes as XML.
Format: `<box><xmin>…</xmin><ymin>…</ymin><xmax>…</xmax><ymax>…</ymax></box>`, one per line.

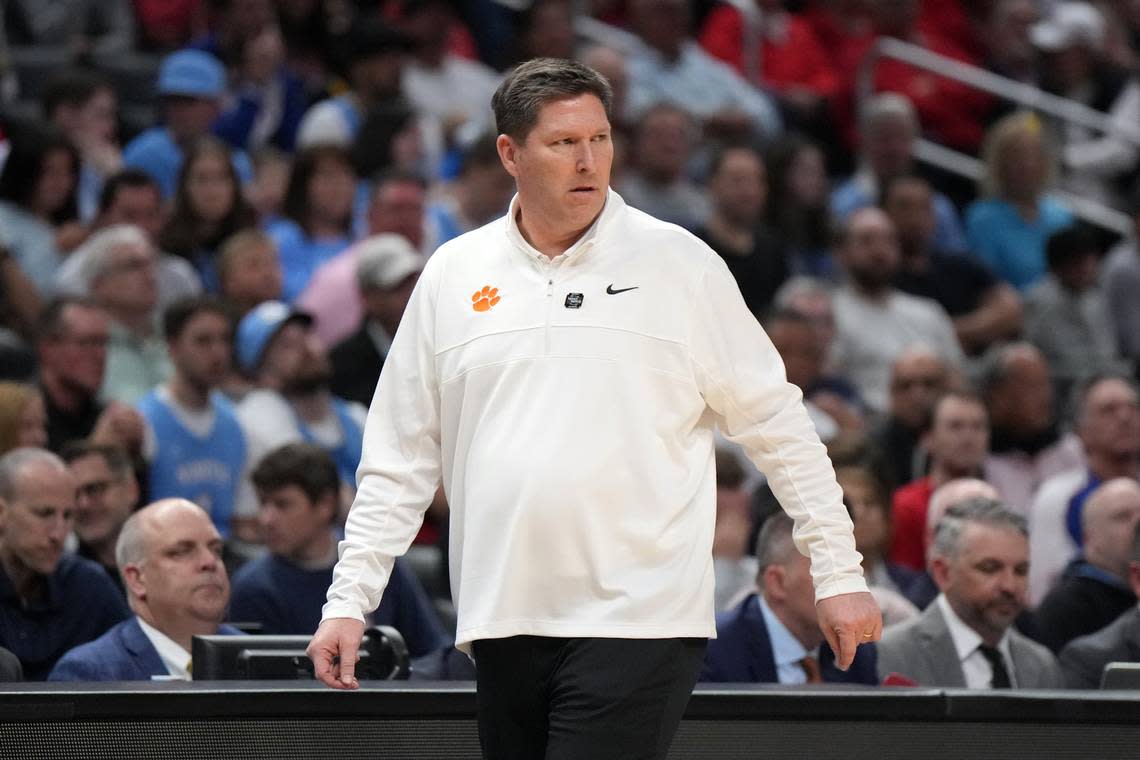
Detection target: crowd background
<box><xmin>0</xmin><ymin>0</ymin><xmax>1140</xmax><ymax>690</ymax></box>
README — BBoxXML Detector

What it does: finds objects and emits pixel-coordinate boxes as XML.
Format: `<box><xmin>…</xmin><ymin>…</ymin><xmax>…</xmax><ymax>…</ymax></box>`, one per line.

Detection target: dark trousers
<box><xmin>471</xmin><ymin>636</ymin><xmax>707</xmax><ymax>760</ymax></box>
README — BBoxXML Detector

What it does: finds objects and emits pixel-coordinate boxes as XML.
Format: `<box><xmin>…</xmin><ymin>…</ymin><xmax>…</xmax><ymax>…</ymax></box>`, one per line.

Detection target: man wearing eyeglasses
<box><xmin>61</xmin><ymin>442</ymin><xmax>140</xmax><ymax>595</ymax></box>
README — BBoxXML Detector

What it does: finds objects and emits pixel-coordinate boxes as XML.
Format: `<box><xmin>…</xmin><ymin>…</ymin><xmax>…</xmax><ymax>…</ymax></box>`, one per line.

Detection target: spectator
<box><xmin>701</xmin><ymin>512</ymin><xmax>877</xmax><ymax>684</ymax></box>
<box><xmin>2</xmin><ymin>0</ymin><xmax>135</xmax><ymax>57</ymax></box>
<box><xmin>1026</xmin><ymin>225</ymin><xmax>1126</xmax><ymax>402</ymax></box>
<box><xmin>965</xmin><ymin>111</ymin><xmax>1074</xmax><ymax>291</ymax></box>
<box><xmin>870</xmin><ymin>349</ymin><xmax>953</xmax><ymax>489</ymax></box>
<box><xmin>885</xmin><ymin>174</ymin><xmax>1023</xmax><ymax>356</ymax></box>
<box><xmin>329</xmin><ymin>235</ymin><xmax>423</xmax><ymax>407</ymax></box>
<box><xmin>831</xmin><ymin>207</ymin><xmax>963</xmax><ymax>413</ymax></box>
<box><xmin>983</xmin><ymin>0</ymin><xmax>1042</xmax><ymax>87</ymax></box>
<box><xmin>837</xmin><ymin>465</ymin><xmax>922</xmax><ymax>622</ymax></box>
<box><xmin>1034</xmin><ymin>478</ymin><xmax>1140</xmax><ymax>652</ymax></box>
<box><xmin>41</xmin><ymin>70</ymin><xmax>121</xmax><ymax>221</ymax></box>
<box><xmin>0</xmin><ymin>383</ymin><xmax>48</xmax><ymax>455</ymax></box>
<box><xmin>217</xmin><ymin>229</ymin><xmax>283</xmax><ymax>318</ymax></box>
<box><xmin>773</xmin><ymin>276</ymin><xmax>839</xmax><ymax>362</ymax></box>
<box><xmin>0</xmin><ymin>126</ymin><xmax>81</xmax><ymax>297</ymax></box>
<box><xmin>427</xmin><ymin>134</ymin><xmax>515</xmax><ymax>247</ymax></box>
<box><xmin>890</xmin><ymin>391</ymin><xmax>991</xmax><ymax>572</ymax></box>
<box><xmin>578</xmin><ymin>46</ymin><xmax>630</xmax><ymax>133</ymax></box>
<box><xmin>234</xmin><ymin>301</ymin><xmax>367</xmax><ymax>496</ymax></box>
<box><xmin>1032</xmin><ymin>2</ymin><xmax>1140</xmax><ymax>210</ymax></box>
<box><xmin>1104</xmin><ymin>187</ymin><xmax>1140</xmax><ymax>373</ymax></box>
<box><xmin>73</xmin><ymin>226</ymin><xmax>171</xmax><ymax>405</ymax></box>
<box><xmin>1029</xmin><ymin>374</ymin><xmax>1140</xmax><ymax>604</ymax></box>
<box><xmin>0</xmin><ymin>241</ymin><xmax>42</xmax><ymax>346</ymax></box>
<box><xmin>248</xmin><ymin>148</ymin><xmax>291</xmax><ymax>223</ymax></box>
<box><xmin>624</xmin><ymin>0</ymin><xmax>782</xmax><ymax>141</ymax></box>
<box><xmin>298</xmin><ymin>170</ymin><xmax>430</xmax><ymax>346</ymax></box>
<box><xmin>60</xmin><ymin>441</ymin><xmax>138</xmax><ymax>594</ymax></box>
<box><xmin>830</xmin><ymin>94</ymin><xmax>967</xmax><ymax>254</ymax></box>
<box><xmin>711</xmin><ymin>447</ymin><xmax>757</xmax><ymax>610</ymax></box>
<box><xmin>266</xmin><ymin>145</ymin><xmax>357</xmax><ymax>301</ymax></box>
<box><xmin>1059</xmin><ymin>519</ymin><xmax>1140</xmax><ymax>687</ymax></box>
<box><xmin>35</xmin><ymin>298</ymin><xmax>146</xmax><ymax>455</ymax></box>
<box><xmin>877</xmin><ymin>498</ymin><xmax>1063</xmax><ymax>688</ymax></box>
<box><xmin>764</xmin><ymin>136</ymin><xmax>835</xmax><ymax>280</ymax></box>
<box><xmin>695</xmin><ymin>144</ymin><xmax>786</xmax><ymax>316</ymax></box>
<box><xmin>980</xmin><ymin>343</ymin><xmax>1086</xmax><ymax>516</ymax></box>
<box><xmin>230</xmin><ymin>443</ymin><xmax>447</xmax><ymax>656</ymax></box>
<box><xmin>48</xmin><ymin>498</ymin><xmax>241</xmax><ymax>681</ymax></box>
<box><xmin>0</xmin><ymin>645</ymin><xmax>21</xmax><ymax>681</ymax></box>
<box><xmin>123</xmin><ymin>49</ymin><xmax>253</xmax><ymax>199</ymax></box>
<box><xmin>513</xmin><ymin>0</ymin><xmax>578</xmax><ymax>67</ymax></box>
<box><xmin>0</xmin><ymin>448</ymin><xmax>128</xmax><ymax>679</ymax></box>
<box><xmin>137</xmin><ymin>297</ymin><xmax>251</xmax><ymax>540</ymax></box>
<box><xmin>619</xmin><ymin>103</ymin><xmax>709</xmax><ymax>231</ymax></box>
<box><xmin>295</xmin><ymin>19</ymin><xmax>414</xmax><ymax>149</ymax></box>
<box><xmin>157</xmin><ymin>136</ymin><xmax>258</xmax><ymax>293</ymax></box>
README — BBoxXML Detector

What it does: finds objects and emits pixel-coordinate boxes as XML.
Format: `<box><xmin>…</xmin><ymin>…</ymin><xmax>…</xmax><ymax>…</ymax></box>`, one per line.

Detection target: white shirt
<box><xmin>136</xmin><ymin>617</ymin><xmax>192</xmax><ymax>681</ymax></box>
<box><xmin>936</xmin><ymin>594</ymin><xmax>1017</xmax><ymax>689</ymax></box>
<box><xmin>323</xmin><ymin>190</ymin><xmax>867</xmax><ymax>653</ymax></box>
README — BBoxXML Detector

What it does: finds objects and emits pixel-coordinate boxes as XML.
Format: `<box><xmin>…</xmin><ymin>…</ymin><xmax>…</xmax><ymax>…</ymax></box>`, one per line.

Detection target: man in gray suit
<box><xmin>877</xmin><ymin>498</ymin><xmax>1064</xmax><ymax>688</ymax></box>
<box><xmin>1060</xmin><ymin>521</ymin><xmax>1140</xmax><ymax>688</ymax></box>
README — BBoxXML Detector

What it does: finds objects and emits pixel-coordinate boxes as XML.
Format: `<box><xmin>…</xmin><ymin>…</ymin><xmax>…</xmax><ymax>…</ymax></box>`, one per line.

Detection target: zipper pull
<box><xmin>547</xmin><ymin>279</ymin><xmax>553</xmax><ymax>296</ymax></box>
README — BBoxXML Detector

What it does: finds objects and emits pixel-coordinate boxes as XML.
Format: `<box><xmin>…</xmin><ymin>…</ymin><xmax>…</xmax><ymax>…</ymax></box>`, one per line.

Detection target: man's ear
<box><xmin>318</xmin><ymin>490</ymin><xmax>339</xmax><ymax>526</ymax></box>
<box><xmin>496</xmin><ymin>134</ymin><xmax>521</xmax><ymax>179</ymax></box>
<box><xmin>761</xmin><ymin>564</ymin><xmax>786</xmax><ymax>602</ymax></box>
<box><xmin>123</xmin><ymin>563</ymin><xmax>146</xmax><ymax>601</ymax></box>
<box><xmin>0</xmin><ymin>497</ymin><xmax>7</xmax><ymax>534</ymax></box>
<box><xmin>930</xmin><ymin>554</ymin><xmax>951</xmax><ymax>592</ymax></box>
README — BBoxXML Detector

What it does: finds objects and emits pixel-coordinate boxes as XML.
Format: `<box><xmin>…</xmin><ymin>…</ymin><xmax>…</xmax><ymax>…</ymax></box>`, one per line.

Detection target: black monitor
<box><xmin>1101</xmin><ymin>662</ymin><xmax>1140</xmax><ymax>689</ymax></box>
<box><xmin>192</xmin><ymin>626</ymin><xmax>410</xmax><ymax>681</ymax></box>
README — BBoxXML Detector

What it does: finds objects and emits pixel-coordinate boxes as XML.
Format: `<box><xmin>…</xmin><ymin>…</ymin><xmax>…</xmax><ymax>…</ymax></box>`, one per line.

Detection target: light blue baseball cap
<box><xmin>157</xmin><ymin>49</ymin><xmax>227</xmax><ymax>98</ymax></box>
<box><xmin>236</xmin><ymin>300</ymin><xmax>313</xmax><ymax>375</ymax></box>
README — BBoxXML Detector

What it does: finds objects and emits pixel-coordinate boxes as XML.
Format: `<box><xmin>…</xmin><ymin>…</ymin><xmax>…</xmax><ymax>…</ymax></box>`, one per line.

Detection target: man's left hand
<box><xmin>816</xmin><ymin>591</ymin><xmax>882</xmax><ymax>671</ymax></box>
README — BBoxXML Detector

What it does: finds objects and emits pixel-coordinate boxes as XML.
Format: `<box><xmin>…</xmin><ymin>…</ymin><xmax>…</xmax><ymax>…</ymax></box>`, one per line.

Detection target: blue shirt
<box><xmin>293</xmin><ymin>397</ymin><xmax>364</xmax><ymax>489</ymax></box>
<box><xmin>137</xmin><ymin>390</ymin><xmax>247</xmax><ymax>539</ymax></box>
<box><xmin>0</xmin><ymin>554</ymin><xmax>130</xmax><ymax>680</ymax></box>
<box><xmin>228</xmin><ymin>553</ymin><xmax>447</xmax><ymax>657</ymax></box>
<box><xmin>266</xmin><ymin>218</ymin><xmax>353</xmax><ymax>302</ymax></box>
<box><xmin>755</xmin><ymin>594</ymin><xmax>810</xmax><ymax>685</ymax></box>
<box><xmin>965</xmin><ymin>196</ymin><xmax>1074</xmax><ymax>291</ymax></box>
<box><xmin>123</xmin><ymin>127</ymin><xmax>253</xmax><ymax>199</ymax></box>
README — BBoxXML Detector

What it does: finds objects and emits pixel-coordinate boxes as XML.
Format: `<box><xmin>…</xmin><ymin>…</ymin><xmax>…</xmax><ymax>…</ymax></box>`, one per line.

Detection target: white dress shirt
<box><xmin>136</xmin><ymin>617</ymin><xmax>192</xmax><ymax>681</ymax></box>
<box><xmin>936</xmin><ymin>594</ymin><xmax>1018</xmax><ymax>688</ymax></box>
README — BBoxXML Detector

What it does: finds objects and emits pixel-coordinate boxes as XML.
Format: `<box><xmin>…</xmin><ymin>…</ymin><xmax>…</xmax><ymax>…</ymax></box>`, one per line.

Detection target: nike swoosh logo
<box><xmin>606</xmin><ymin>285</ymin><xmax>639</xmax><ymax>295</ymax></box>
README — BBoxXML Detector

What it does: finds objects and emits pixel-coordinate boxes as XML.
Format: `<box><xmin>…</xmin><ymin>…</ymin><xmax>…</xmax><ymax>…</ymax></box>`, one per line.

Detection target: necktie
<box><xmin>978</xmin><ymin>645</ymin><xmax>1011</xmax><ymax>689</ymax></box>
<box><xmin>800</xmin><ymin>655</ymin><xmax>823</xmax><ymax>684</ymax></box>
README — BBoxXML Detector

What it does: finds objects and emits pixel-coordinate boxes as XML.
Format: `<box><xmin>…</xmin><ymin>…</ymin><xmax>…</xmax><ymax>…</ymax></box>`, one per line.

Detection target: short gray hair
<box><xmin>859</xmin><ymin>93</ymin><xmax>918</xmax><ymax>140</ymax></box>
<box><xmin>773</xmin><ymin>276</ymin><xmax>833</xmax><ymax>311</ymax></box>
<box><xmin>74</xmin><ymin>224</ymin><xmax>151</xmax><ymax>286</ymax></box>
<box><xmin>754</xmin><ymin>512</ymin><xmax>798</xmax><ymax>573</ymax></box>
<box><xmin>115</xmin><ymin>508</ymin><xmax>148</xmax><ymax>571</ymax></box>
<box><xmin>931</xmin><ymin>498</ymin><xmax>1027</xmax><ymax>559</ymax></box>
<box><xmin>0</xmin><ymin>448</ymin><xmax>66</xmax><ymax>501</ymax></box>
<box><xmin>492</xmin><ymin>57</ymin><xmax>613</xmax><ymax>141</ymax></box>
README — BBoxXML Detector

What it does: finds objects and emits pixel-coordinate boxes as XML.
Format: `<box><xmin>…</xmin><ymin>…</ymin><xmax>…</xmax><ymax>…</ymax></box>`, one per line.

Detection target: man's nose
<box><xmin>577</xmin><ymin>143</ymin><xmax>596</xmax><ymax>174</ymax></box>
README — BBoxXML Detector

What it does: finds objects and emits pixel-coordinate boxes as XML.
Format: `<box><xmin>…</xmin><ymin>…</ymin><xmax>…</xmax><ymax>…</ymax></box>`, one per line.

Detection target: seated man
<box><xmin>1034</xmin><ymin>479</ymin><xmax>1140</xmax><ymax>653</ymax></box>
<box><xmin>701</xmin><ymin>512</ymin><xmax>877</xmax><ymax>684</ymax></box>
<box><xmin>0</xmin><ymin>448</ymin><xmax>128</xmax><ymax>679</ymax></box>
<box><xmin>0</xmin><ymin>645</ymin><xmax>20</xmax><ymax>681</ymax></box>
<box><xmin>877</xmin><ymin>498</ymin><xmax>1063</xmax><ymax>688</ymax></box>
<box><xmin>49</xmin><ymin>498</ymin><xmax>240</xmax><ymax>681</ymax></box>
<box><xmin>229</xmin><ymin>443</ymin><xmax>447</xmax><ymax>657</ymax></box>
<box><xmin>61</xmin><ymin>441</ymin><xmax>139</xmax><ymax>594</ymax></box>
<box><xmin>1060</xmin><ymin>519</ymin><xmax>1140</xmax><ymax>688</ymax></box>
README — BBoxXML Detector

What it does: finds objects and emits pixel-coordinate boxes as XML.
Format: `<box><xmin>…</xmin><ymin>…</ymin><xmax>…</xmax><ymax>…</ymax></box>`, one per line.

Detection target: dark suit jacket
<box><xmin>329</xmin><ymin>324</ymin><xmax>386</xmax><ymax>407</ymax></box>
<box><xmin>0</xmin><ymin>645</ymin><xmax>22</xmax><ymax>681</ymax></box>
<box><xmin>47</xmin><ymin>617</ymin><xmax>242</xmax><ymax>681</ymax></box>
<box><xmin>1059</xmin><ymin>606</ymin><xmax>1140</xmax><ymax>689</ymax></box>
<box><xmin>700</xmin><ymin>593</ymin><xmax>878</xmax><ymax>684</ymax></box>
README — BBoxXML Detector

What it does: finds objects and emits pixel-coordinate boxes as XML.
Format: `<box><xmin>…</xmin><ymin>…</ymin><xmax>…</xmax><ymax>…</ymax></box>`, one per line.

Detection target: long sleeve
<box><xmin>686</xmin><ymin>253</ymin><xmax>866</xmax><ymax>601</ymax></box>
<box><xmin>322</xmin><ymin>258</ymin><xmax>444</xmax><ymax>622</ymax></box>
<box><xmin>1063</xmin><ymin>79</ymin><xmax>1140</xmax><ymax>177</ymax></box>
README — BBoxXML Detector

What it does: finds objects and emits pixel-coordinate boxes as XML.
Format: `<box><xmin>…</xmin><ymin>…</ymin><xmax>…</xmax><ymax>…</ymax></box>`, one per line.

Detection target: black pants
<box><xmin>471</xmin><ymin>636</ymin><xmax>707</xmax><ymax>760</ymax></box>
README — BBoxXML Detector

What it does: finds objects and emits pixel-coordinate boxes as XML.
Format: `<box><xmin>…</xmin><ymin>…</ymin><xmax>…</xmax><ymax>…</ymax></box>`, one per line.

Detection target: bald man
<box><xmin>1033</xmin><ymin>479</ymin><xmax>1140</xmax><ymax>653</ymax></box>
<box><xmin>50</xmin><ymin>499</ymin><xmax>242</xmax><ymax>681</ymax></box>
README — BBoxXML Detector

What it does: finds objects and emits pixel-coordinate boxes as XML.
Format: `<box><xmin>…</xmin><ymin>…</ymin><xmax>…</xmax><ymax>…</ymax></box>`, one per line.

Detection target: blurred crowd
<box><xmin>0</xmin><ymin>0</ymin><xmax>1139</xmax><ymax>691</ymax></box>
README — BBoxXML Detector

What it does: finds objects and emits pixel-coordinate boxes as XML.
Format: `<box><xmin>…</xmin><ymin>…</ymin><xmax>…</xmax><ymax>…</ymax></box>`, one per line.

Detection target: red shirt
<box><xmin>699</xmin><ymin>6</ymin><xmax>840</xmax><ymax>98</ymax></box>
<box><xmin>890</xmin><ymin>476</ymin><xmax>936</xmax><ymax>571</ymax></box>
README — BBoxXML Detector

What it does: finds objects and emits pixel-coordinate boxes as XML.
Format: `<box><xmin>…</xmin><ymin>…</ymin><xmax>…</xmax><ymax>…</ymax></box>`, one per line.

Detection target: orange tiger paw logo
<box><xmin>472</xmin><ymin>285</ymin><xmax>501</xmax><ymax>312</ymax></box>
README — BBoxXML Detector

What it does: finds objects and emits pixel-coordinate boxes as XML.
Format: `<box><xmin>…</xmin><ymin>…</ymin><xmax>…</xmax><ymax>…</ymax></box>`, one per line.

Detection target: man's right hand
<box><xmin>308</xmin><ymin>617</ymin><xmax>366</xmax><ymax>689</ymax></box>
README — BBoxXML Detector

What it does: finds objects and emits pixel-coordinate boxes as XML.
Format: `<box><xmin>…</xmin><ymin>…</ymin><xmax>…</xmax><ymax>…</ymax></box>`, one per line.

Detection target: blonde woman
<box><xmin>0</xmin><ymin>382</ymin><xmax>49</xmax><ymax>455</ymax></box>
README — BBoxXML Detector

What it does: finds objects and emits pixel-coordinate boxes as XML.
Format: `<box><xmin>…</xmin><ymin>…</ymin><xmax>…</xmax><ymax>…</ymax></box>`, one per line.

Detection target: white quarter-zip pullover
<box><xmin>323</xmin><ymin>190</ymin><xmax>866</xmax><ymax>652</ymax></box>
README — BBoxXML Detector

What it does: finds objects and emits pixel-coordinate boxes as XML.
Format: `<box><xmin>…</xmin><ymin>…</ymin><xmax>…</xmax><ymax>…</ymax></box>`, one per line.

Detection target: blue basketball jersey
<box><xmin>293</xmin><ymin>398</ymin><xmax>363</xmax><ymax>489</ymax></box>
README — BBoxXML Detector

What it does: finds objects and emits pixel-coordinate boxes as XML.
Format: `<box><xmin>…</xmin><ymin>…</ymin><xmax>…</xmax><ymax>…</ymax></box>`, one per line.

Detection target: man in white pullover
<box><xmin>308</xmin><ymin>57</ymin><xmax>880</xmax><ymax>760</ymax></box>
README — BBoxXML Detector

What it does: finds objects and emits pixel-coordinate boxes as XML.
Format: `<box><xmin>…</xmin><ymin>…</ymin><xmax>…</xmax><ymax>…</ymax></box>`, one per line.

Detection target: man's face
<box><xmin>104</xmin><ymin>185</ymin><xmax>166</xmax><ymax>240</ymax></box>
<box><xmin>363</xmin><ymin>274</ymin><xmax>419</xmax><ymax>335</ymax></box>
<box><xmin>222</xmin><ymin>241</ymin><xmax>283</xmax><ymax>306</ymax></box>
<box><xmin>926</xmin><ymin>396</ymin><xmax>990</xmax><ymax>475</ymax></box>
<box><xmin>864</xmin><ymin>116</ymin><xmax>915</xmax><ymax>179</ymax></box>
<box><xmin>263</xmin><ymin>322</ymin><xmax>331</xmax><ymax>394</ymax></box>
<box><xmin>708</xmin><ymin>148</ymin><xmax>767</xmax><ymax>228</ymax></box>
<box><xmin>1083</xmin><ymin>485</ymin><xmax>1140</xmax><ymax>578</ymax></box>
<box><xmin>353</xmin><ymin>52</ymin><xmax>405</xmax><ymax>100</ymax></box>
<box><xmin>767</xmin><ymin>320</ymin><xmax>823</xmax><ymax>390</ymax></box>
<box><xmin>1079</xmin><ymin>379</ymin><xmax>1140</xmax><ymax>459</ymax></box>
<box><xmin>257</xmin><ymin>485</ymin><xmax>334</xmax><ymax>560</ymax></box>
<box><xmin>883</xmin><ymin>178</ymin><xmax>936</xmax><ymax>251</ymax></box>
<box><xmin>71</xmin><ymin>454</ymin><xmax>136</xmax><ymax>549</ymax></box>
<box><xmin>988</xmin><ymin>351</ymin><xmax>1054</xmax><ymax>435</ymax></box>
<box><xmin>934</xmin><ymin>523</ymin><xmax>1028</xmax><ymax>641</ymax></box>
<box><xmin>166</xmin><ymin>96</ymin><xmax>221</xmax><ymax>142</ymax></box>
<box><xmin>40</xmin><ymin>304</ymin><xmax>110</xmax><ymax>395</ymax></box>
<box><xmin>170</xmin><ymin>311</ymin><xmax>232</xmax><ymax>394</ymax></box>
<box><xmin>129</xmin><ymin>504</ymin><xmax>228</xmax><ymax>627</ymax></box>
<box><xmin>0</xmin><ymin>461</ymin><xmax>77</xmax><ymax>576</ymax></box>
<box><xmin>630</xmin><ymin>0</ymin><xmax>689</xmax><ymax>57</ymax></box>
<box><xmin>94</xmin><ymin>239</ymin><xmax>159</xmax><ymax>315</ymax></box>
<box><xmin>367</xmin><ymin>180</ymin><xmax>426</xmax><ymax>249</ymax></box>
<box><xmin>889</xmin><ymin>354</ymin><xmax>949</xmax><ymax>429</ymax></box>
<box><xmin>635</xmin><ymin>108</ymin><xmax>692</xmax><ymax>183</ymax></box>
<box><xmin>841</xmin><ymin>209</ymin><xmax>901</xmax><ymax>291</ymax></box>
<box><xmin>498</xmin><ymin>94</ymin><xmax>613</xmax><ymax>241</ymax></box>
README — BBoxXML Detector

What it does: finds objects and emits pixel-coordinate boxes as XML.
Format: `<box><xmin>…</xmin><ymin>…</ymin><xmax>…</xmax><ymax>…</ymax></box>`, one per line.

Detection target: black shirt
<box><xmin>894</xmin><ymin>251</ymin><xmax>997</xmax><ymax>317</ymax></box>
<box><xmin>696</xmin><ymin>224</ymin><xmax>789</xmax><ymax>319</ymax></box>
<box><xmin>41</xmin><ymin>385</ymin><xmax>105</xmax><ymax>453</ymax></box>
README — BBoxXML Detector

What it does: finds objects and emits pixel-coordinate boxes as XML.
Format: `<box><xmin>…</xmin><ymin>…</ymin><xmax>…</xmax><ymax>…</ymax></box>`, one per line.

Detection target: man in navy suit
<box><xmin>702</xmin><ymin>512</ymin><xmax>878</xmax><ymax>684</ymax></box>
<box><xmin>50</xmin><ymin>498</ymin><xmax>240</xmax><ymax>681</ymax></box>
